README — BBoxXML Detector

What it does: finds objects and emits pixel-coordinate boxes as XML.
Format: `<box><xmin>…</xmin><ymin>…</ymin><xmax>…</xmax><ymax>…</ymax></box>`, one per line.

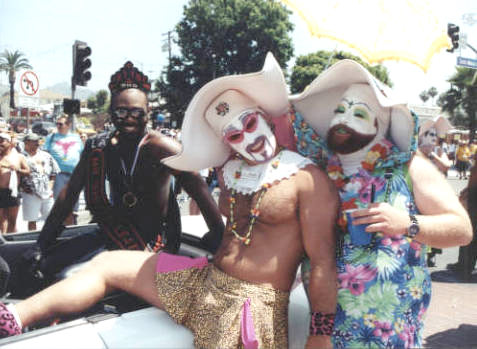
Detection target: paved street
<box><xmin>12</xmin><ymin>168</ymin><xmax>477</xmax><ymax>346</ymax></box>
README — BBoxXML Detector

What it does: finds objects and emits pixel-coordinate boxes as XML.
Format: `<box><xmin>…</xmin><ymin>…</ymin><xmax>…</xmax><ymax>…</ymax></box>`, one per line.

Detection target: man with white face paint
<box><xmin>418</xmin><ymin>116</ymin><xmax>453</xmax><ymax>268</ymax></box>
<box><xmin>222</xmin><ymin>109</ymin><xmax>277</xmax><ymax>163</ymax></box>
<box><xmin>418</xmin><ymin>116</ymin><xmax>452</xmax><ymax>176</ymax></box>
<box><xmin>0</xmin><ymin>53</ymin><xmax>339</xmax><ymax>349</ymax></box>
<box><xmin>165</xmin><ymin>56</ymin><xmax>338</xmax><ymax>347</ymax></box>
<box><xmin>291</xmin><ymin>59</ymin><xmax>472</xmax><ymax>348</ymax></box>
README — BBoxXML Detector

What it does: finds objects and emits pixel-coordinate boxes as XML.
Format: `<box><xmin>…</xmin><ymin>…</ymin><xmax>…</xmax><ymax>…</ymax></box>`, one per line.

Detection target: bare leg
<box><xmin>189</xmin><ymin>199</ymin><xmax>200</xmax><ymax>215</ymax></box>
<box><xmin>28</xmin><ymin>221</ymin><xmax>37</xmax><ymax>231</ymax></box>
<box><xmin>0</xmin><ymin>208</ymin><xmax>7</xmax><ymax>233</ymax></box>
<box><xmin>6</xmin><ymin>205</ymin><xmax>19</xmax><ymax>233</ymax></box>
<box><xmin>15</xmin><ymin>250</ymin><xmax>163</xmax><ymax>328</ymax></box>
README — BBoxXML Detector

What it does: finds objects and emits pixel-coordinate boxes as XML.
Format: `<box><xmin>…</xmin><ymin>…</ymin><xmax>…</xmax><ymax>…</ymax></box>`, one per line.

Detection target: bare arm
<box><xmin>298</xmin><ymin>165</ymin><xmax>339</xmax><ymax>348</ymax></box>
<box><xmin>352</xmin><ymin>155</ymin><xmax>472</xmax><ymax>248</ymax></box>
<box><xmin>408</xmin><ymin>155</ymin><xmax>472</xmax><ymax>247</ymax></box>
<box><xmin>176</xmin><ymin>171</ymin><xmax>225</xmax><ymax>250</ymax></box>
<box><xmin>151</xmin><ymin>133</ymin><xmax>225</xmax><ymax>251</ymax></box>
<box><xmin>16</xmin><ymin>153</ymin><xmax>30</xmax><ymax>175</ymax></box>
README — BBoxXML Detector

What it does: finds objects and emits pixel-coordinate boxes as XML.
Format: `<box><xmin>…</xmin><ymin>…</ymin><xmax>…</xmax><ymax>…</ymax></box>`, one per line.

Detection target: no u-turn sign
<box><xmin>19</xmin><ymin>71</ymin><xmax>39</xmax><ymax>96</ymax></box>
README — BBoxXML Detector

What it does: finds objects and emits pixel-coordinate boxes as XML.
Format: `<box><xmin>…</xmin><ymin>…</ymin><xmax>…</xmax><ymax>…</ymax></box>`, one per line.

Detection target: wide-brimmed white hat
<box><xmin>289</xmin><ymin>59</ymin><xmax>415</xmax><ymax>152</ymax></box>
<box><xmin>0</xmin><ymin>133</ymin><xmax>11</xmax><ymax>142</ymax></box>
<box><xmin>163</xmin><ymin>52</ymin><xmax>288</xmax><ymax>171</ymax></box>
<box><xmin>419</xmin><ymin>115</ymin><xmax>452</xmax><ymax>137</ymax></box>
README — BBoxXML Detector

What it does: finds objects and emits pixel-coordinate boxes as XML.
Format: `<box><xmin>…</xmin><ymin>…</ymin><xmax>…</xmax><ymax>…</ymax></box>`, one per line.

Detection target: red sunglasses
<box><xmin>223</xmin><ymin>112</ymin><xmax>260</xmax><ymax>144</ymax></box>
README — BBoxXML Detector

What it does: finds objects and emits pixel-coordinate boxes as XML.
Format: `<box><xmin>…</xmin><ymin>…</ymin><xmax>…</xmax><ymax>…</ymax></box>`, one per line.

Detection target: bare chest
<box><xmin>219</xmin><ymin>176</ymin><xmax>298</xmax><ymax>225</ymax></box>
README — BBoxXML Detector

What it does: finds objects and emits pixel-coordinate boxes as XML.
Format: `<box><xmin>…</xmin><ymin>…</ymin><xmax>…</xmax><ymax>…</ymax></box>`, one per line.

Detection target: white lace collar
<box><xmin>223</xmin><ymin>150</ymin><xmax>314</xmax><ymax>194</ymax></box>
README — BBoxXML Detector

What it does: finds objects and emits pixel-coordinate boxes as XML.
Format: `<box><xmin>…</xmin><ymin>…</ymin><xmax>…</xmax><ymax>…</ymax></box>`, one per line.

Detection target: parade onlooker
<box><xmin>456</xmin><ymin>140</ymin><xmax>471</xmax><ymax>179</ymax></box>
<box><xmin>43</xmin><ymin>116</ymin><xmax>83</xmax><ymax>225</ymax></box>
<box><xmin>79</xmin><ymin>132</ymin><xmax>87</xmax><ymax>145</ymax></box>
<box><xmin>418</xmin><ymin>117</ymin><xmax>453</xmax><ymax>177</ymax></box>
<box><xmin>20</xmin><ymin>133</ymin><xmax>60</xmax><ymax>231</ymax></box>
<box><xmin>448</xmin><ymin>139</ymin><xmax>457</xmax><ymax>167</ymax></box>
<box><xmin>0</xmin><ymin>132</ymin><xmax>30</xmax><ymax>233</ymax></box>
<box><xmin>470</xmin><ymin>138</ymin><xmax>477</xmax><ymax>164</ymax></box>
<box><xmin>418</xmin><ymin>116</ymin><xmax>453</xmax><ymax>266</ymax></box>
<box><xmin>456</xmin><ymin>161</ymin><xmax>477</xmax><ymax>281</ymax></box>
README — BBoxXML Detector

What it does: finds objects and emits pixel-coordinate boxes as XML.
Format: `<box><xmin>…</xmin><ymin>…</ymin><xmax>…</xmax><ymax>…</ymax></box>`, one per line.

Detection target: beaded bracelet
<box><xmin>309</xmin><ymin>311</ymin><xmax>335</xmax><ymax>336</ymax></box>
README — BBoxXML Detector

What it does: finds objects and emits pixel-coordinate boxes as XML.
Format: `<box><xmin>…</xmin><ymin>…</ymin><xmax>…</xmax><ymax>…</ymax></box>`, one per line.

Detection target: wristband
<box><xmin>310</xmin><ymin>311</ymin><xmax>335</xmax><ymax>336</ymax></box>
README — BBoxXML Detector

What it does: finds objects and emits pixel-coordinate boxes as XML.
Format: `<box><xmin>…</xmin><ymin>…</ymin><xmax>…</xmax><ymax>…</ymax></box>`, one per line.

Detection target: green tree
<box><xmin>0</xmin><ymin>50</ymin><xmax>32</xmax><ymax>109</ymax></box>
<box><xmin>289</xmin><ymin>51</ymin><xmax>392</xmax><ymax>94</ymax></box>
<box><xmin>427</xmin><ymin>86</ymin><xmax>438</xmax><ymax>105</ymax></box>
<box><xmin>438</xmin><ymin>67</ymin><xmax>477</xmax><ymax>140</ymax></box>
<box><xmin>156</xmin><ymin>0</ymin><xmax>294</xmax><ymax>126</ymax></box>
<box><xmin>419</xmin><ymin>90</ymin><xmax>429</xmax><ymax>104</ymax></box>
<box><xmin>87</xmin><ymin>89</ymin><xmax>110</xmax><ymax>113</ymax></box>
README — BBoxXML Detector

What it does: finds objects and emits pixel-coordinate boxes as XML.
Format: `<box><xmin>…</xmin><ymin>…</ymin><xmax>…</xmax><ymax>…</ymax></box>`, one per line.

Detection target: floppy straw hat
<box><xmin>289</xmin><ymin>59</ymin><xmax>415</xmax><ymax>153</ymax></box>
<box><xmin>163</xmin><ymin>52</ymin><xmax>289</xmax><ymax>171</ymax></box>
<box><xmin>418</xmin><ymin>115</ymin><xmax>452</xmax><ymax>138</ymax></box>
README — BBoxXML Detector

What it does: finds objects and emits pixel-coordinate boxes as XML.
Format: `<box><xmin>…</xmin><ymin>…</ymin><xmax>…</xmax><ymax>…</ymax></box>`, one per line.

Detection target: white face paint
<box><xmin>222</xmin><ymin>110</ymin><xmax>277</xmax><ymax>163</ymax></box>
<box><xmin>419</xmin><ymin>127</ymin><xmax>438</xmax><ymax>147</ymax></box>
<box><xmin>329</xmin><ymin>94</ymin><xmax>378</xmax><ymax>136</ymax></box>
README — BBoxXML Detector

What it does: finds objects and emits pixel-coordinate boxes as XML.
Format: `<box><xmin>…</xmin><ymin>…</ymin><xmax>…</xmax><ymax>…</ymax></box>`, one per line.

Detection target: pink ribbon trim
<box><xmin>241</xmin><ymin>298</ymin><xmax>258</xmax><ymax>349</ymax></box>
<box><xmin>155</xmin><ymin>252</ymin><xmax>208</xmax><ymax>273</ymax></box>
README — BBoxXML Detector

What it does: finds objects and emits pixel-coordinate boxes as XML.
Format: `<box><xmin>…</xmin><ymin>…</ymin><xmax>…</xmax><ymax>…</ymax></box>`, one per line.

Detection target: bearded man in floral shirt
<box><xmin>290</xmin><ymin>60</ymin><xmax>472</xmax><ymax>348</ymax></box>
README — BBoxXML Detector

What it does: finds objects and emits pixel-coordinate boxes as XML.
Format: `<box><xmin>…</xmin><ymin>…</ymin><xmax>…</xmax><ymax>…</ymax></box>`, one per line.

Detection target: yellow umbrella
<box><xmin>281</xmin><ymin>0</ymin><xmax>452</xmax><ymax>72</ymax></box>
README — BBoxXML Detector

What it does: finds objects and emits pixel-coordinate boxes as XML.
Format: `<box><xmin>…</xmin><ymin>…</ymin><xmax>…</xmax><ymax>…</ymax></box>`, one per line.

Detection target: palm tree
<box><xmin>427</xmin><ymin>86</ymin><xmax>438</xmax><ymax>106</ymax></box>
<box><xmin>438</xmin><ymin>67</ymin><xmax>477</xmax><ymax>141</ymax></box>
<box><xmin>0</xmin><ymin>50</ymin><xmax>32</xmax><ymax>109</ymax></box>
<box><xmin>419</xmin><ymin>90</ymin><xmax>429</xmax><ymax>104</ymax></box>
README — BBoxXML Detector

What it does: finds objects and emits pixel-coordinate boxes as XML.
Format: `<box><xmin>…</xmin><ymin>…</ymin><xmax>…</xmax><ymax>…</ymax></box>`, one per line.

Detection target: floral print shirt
<box><xmin>292</xmin><ymin>111</ymin><xmax>430</xmax><ymax>348</ymax></box>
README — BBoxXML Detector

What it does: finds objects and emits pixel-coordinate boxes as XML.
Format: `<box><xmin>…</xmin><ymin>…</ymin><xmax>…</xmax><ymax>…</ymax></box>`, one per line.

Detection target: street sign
<box><xmin>19</xmin><ymin>70</ymin><xmax>39</xmax><ymax>96</ymax></box>
<box><xmin>456</xmin><ymin>56</ymin><xmax>477</xmax><ymax>69</ymax></box>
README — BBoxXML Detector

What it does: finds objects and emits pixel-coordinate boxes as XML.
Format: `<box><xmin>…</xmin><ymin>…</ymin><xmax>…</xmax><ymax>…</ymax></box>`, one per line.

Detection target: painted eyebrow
<box><xmin>223</xmin><ymin>124</ymin><xmax>240</xmax><ymax>133</ymax></box>
<box><xmin>342</xmin><ymin>98</ymin><xmax>373</xmax><ymax>111</ymax></box>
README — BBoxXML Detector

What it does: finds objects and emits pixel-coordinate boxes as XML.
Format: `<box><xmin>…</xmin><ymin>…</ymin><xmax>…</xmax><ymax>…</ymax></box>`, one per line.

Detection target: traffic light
<box><xmin>447</xmin><ymin>23</ymin><xmax>460</xmax><ymax>53</ymax></box>
<box><xmin>72</xmin><ymin>40</ymin><xmax>92</xmax><ymax>86</ymax></box>
<box><xmin>63</xmin><ymin>98</ymin><xmax>80</xmax><ymax>115</ymax></box>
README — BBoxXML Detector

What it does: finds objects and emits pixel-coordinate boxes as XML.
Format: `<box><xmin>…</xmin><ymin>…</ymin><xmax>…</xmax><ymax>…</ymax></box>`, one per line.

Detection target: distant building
<box><xmin>408</xmin><ymin>104</ymin><xmax>451</xmax><ymax>124</ymax></box>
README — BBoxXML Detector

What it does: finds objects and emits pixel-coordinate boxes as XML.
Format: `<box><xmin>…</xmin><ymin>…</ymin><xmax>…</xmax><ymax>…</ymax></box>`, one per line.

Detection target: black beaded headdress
<box><xmin>108</xmin><ymin>61</ymin><xmax>151</xmax><ymax>95</ymax></box>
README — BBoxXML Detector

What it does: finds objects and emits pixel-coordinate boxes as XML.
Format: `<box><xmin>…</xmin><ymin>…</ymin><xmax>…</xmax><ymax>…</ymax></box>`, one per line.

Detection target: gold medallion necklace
<box><xmin>119</xmin><ymin>134</ymin><xmax>148</xmax><ymax>208</ymax></box>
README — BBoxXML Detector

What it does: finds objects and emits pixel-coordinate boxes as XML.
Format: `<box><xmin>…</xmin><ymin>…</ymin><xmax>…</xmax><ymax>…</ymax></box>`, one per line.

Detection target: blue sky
<box><xmin>0</xmin><ymin>0</ymin><xmax>475</xmax><ymax>104</ymax></box>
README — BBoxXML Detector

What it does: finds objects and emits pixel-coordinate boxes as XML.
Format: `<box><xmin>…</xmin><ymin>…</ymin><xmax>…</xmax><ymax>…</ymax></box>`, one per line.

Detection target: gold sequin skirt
<box><xmin>155</xmin><ymin>258</ymin><xmax>289</xmax><ymax>349</ymax></box>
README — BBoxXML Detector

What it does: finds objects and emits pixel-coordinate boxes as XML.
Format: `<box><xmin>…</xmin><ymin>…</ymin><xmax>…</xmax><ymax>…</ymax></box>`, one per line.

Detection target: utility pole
<box><xmin>161</xmin><ymin>30</ymin><xmax>174</xmax><ymax>62</ymax></box>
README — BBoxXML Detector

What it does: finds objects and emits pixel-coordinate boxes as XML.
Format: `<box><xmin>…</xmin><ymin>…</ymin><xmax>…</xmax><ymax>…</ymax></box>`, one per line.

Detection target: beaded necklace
<box><xmin>227</xmin><ymin>152</ymin><xmax>282</xmax><ymax>245</ymax></box>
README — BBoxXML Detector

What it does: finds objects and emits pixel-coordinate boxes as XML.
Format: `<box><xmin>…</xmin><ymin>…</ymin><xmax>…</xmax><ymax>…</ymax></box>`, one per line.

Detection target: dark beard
<box><xmin>327</xmin><ymin>124</ymin><xmax>376</xmax><ymax>155</ymax></box>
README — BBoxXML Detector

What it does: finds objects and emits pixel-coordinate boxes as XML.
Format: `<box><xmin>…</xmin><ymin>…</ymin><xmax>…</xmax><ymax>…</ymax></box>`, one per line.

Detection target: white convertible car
<box><xmin>0</xmin><ymin>216</ymin><xmax>309</xmax><ymax>348</ymax></box>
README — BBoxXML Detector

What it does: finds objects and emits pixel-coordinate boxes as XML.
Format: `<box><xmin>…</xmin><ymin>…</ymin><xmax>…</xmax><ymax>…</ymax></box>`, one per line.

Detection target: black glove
<box><xmin>8</xmin><ymin>245</ymin><xmax>48</xmax><ymax>298</ymax></box>
<box><xmin>21</xmin><ymin>244</ymin><xmax>45</xmax><ymax>280</ymax></box>
<box><xmin>199</xmin><ymin>230</ymin><xmax>223</xmax><ymax>254</ymax></box>
<box><xmin>38</xmin><ymin>223</ymin><xmax>66</xmax><ymax>256</ymax></box>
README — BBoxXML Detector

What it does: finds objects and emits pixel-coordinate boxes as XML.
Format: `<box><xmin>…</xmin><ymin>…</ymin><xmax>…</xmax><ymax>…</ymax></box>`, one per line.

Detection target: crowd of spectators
<box><xmin>0</xmin><ymin>114</ymin><xmax>93</xmax><ymax>233</ymax></box>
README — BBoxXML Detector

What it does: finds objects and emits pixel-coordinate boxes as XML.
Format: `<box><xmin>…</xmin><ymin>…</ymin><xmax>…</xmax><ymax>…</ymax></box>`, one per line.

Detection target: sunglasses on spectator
<box><xmin>112</xmin><ymin>107</ymin><xmax>146</xmax><ymax>120</ymax></box>
<box><xmin>56</xmin><ymin>122</ymin><xmax>67</xmax><ymax>126</ymax></box>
